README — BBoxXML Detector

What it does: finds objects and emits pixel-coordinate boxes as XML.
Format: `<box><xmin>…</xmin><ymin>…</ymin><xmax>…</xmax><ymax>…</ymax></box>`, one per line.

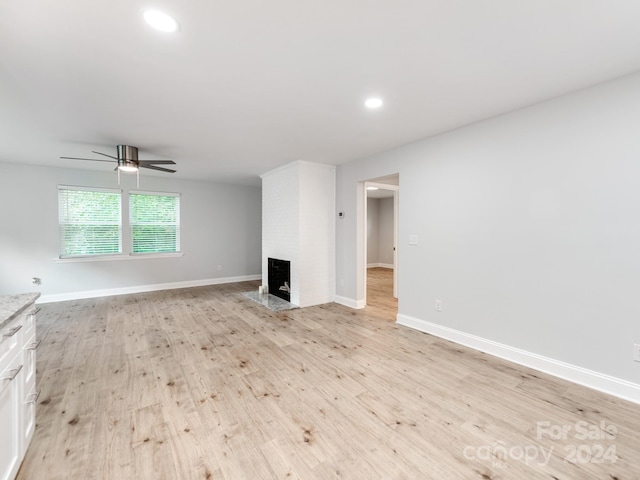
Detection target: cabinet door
<box><xmin>22</xmin><ymin>334</ymin><xmax>38</xmax><ymax>450</ymax></box>
<box><xmin>23</xmin><ymin>334</ymin><xmax>37</xmax><ymax>388</ymax></box>
<box><xmin>0</xmin><ymin>354</ymin><xmax>23</xmax><ymax>480</ymax></box>
<box><xmin>22</xmin><ymin>386</ymin><xmax>37</xmax><ymax>450</ymax></box>
<box><xmin>21</xmin><ymin>308</ymin><xmax>38</xmax><ymax>344</ymax></box>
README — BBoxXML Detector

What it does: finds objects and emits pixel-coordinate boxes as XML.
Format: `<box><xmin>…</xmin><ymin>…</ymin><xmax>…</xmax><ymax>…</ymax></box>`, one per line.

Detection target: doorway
<box><xmin>362</xmin><ymin>174</ymin><xmax>399</xmax><ymax>319</ymax></box>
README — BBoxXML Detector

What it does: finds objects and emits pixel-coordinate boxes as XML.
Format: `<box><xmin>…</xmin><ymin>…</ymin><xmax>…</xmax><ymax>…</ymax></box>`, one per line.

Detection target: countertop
<box><xmin>0</xmin><ymin>293</ymin><xmax>40</xmax><ymax>330</ymax></box>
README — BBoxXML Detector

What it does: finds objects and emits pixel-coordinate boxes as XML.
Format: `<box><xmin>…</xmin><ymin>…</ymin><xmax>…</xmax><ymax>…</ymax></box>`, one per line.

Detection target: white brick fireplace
<box><xmin>261</xmin><ymin>161</ymin><xmax>336</xmax><ymax>307</ymax></box>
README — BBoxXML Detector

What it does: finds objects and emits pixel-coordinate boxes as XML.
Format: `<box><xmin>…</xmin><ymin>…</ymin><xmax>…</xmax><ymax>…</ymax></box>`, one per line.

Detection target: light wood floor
<box><xmin>366</xmin><ymin>267</ymin><xmax>397</xmax><ymax>321</ymax></box>
<box><xmin>18</xmin><ymin>280</ymin><xmax>640</xmax><ymax>479</ymax></box>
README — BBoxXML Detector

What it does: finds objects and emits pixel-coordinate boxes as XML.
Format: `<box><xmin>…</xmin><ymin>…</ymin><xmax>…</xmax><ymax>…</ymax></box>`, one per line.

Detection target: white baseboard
<box><xmin>298</xmin><ymin>295</ymin><xmax>336</xmax><ymax>308</ymax></box>
<box><xmin>397</xmin><ymin>314</ymin><xmax>640</xmax><ymax>405</ymax></box>
<box><xmin>37</xmin><ymin>274</ymin><xmax>262</xmax><ymax>304</ymax></box>
<box><xmin>334</xmin><ymin>295</ymin><xmax>366</xmax><ymax>309</ymax></box>
<box><xmin>367</xmin><ymin>263</ymin><xmax>394</xmax><ymax>269</ymax></box>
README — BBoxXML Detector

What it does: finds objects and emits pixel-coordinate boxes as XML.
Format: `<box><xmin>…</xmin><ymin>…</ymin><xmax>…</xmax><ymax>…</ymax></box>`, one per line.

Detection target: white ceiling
<box><xmin>2</xmin><ymin>1</ymin><xmax>640</xmax><ymax>186</ymax></box>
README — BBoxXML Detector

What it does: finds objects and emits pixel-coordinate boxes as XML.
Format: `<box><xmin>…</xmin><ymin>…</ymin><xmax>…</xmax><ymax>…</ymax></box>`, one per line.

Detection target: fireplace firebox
<box><xmin>268</xmin><ymin>257</ymin><xmax>291</xmax><ymax>302</ymax></box>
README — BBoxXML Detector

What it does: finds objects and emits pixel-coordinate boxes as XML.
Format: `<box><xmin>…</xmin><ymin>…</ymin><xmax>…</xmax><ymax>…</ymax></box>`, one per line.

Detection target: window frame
<box><xmin>129</xmin><ymin>190</ymin><xmax>181</xmax><ymax>256</ymax></box>
<box><xmin>57</xmin><ymin>185</ymin><xmax>182</xmax><ymax>262</ymax></box>
<box><xmin>57</xmin><ymin>185</ymin><xmax>123</xmax><ymax>259</ymax></box>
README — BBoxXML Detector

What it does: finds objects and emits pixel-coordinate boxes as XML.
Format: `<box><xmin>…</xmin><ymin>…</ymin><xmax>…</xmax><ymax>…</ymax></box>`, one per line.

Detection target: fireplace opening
<box><xmin>268</xmin><ymin>257</ymin><xmax>291</xmax><ymax>302</ymax></box>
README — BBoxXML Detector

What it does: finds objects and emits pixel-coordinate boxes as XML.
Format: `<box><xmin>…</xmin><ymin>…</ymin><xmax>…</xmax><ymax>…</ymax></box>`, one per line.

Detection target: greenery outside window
<box><xmin>129</xmin><ymin>191</ymin><xmax>181</xmax><ymax>254</ymax></box>
<box><xmin>58</xmin><ymin>186</ymin><xmax>122</xmax><ymax>257</ymax></box>
<box><xmin>58</xmin><ymin>186</ymin><xmax>180</xmax><ymax>259</ymax></box>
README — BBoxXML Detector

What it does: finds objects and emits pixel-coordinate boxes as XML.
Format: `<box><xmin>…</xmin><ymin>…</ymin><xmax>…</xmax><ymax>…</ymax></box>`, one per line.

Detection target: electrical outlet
<box><xmin>633</xmin><ymin>344</ymin><xmax>640</xmax><ymax>362</ymax></box>
<box><xmin>217</xmin><ymin>265</ymin><xmax>222</xmax><ymax>271</ymax></box>
<box><xmin>435</xmin><ymin>299</ymin><xmax>442</xmax><ymax>312</ymax></box>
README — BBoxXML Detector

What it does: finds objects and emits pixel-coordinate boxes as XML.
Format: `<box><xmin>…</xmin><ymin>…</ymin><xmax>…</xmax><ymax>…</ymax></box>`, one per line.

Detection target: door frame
<box><xmin>362</xmin><ymin>180</ymin><xmax>399</xmax><ymax>306</ymax></box>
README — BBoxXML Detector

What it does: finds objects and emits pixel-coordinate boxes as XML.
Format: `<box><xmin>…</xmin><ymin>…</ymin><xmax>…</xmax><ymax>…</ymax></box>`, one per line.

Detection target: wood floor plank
<box><xmin>16</xmin><ymin>273</ymin><xmax>640</xmax><ymax>479</ymax></box>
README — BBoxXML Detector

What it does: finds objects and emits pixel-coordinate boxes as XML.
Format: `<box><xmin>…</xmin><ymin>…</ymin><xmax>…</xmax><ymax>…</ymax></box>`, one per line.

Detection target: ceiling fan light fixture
<box><xmin>117</xmin><ymin>159</ymin><xmax>139</xmax><ymax>173</ymax></box>
<box><xmin>143</xmin><ymin>10</ymin><xmax>179</xmax><ymax>33</ymax></box>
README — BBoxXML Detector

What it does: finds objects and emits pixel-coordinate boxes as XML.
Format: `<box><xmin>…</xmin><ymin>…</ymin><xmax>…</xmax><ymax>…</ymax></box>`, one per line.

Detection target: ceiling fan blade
<box><xmin>91</xmin><ymin>150</ymin><xmax>119</xmax><ymax>160</ymax></box>
<box><xmin>139</xmin><ymin>160</ymin><xmax>176</xmax><ymax>165</ymax></box>
<box><xmin>60</xmin><ymin>156</ymin><xmax>115</xmax><ymax>163</ymax></box>
<box><xmin>140</xmin><ymin>164</ymin><xmax>176</xmax><ymax>173</ymax></box>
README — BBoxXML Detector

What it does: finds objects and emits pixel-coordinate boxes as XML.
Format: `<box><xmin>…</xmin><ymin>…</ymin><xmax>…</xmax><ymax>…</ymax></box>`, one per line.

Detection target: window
<box><xmin>58</xmin><ymin>186</ymin><xmax>122</xmax><ymax>257</ymax></box>
<box><xmin>58</xmin><ymin>186</ymin><xmax>180</xmax><ymax>258</ymax></box>
<box><xmin>130</xmin><ymin>191</ymin><xmax>180</xmax><ymax>254</ymax></box>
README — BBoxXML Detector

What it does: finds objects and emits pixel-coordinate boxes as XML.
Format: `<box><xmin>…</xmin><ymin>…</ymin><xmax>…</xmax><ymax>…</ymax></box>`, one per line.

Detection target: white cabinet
<box><xmin>0</xmin><ymin>319</ymin><xmax>25</xmax><ymax>480</ymax></box>
<box><xmin>22</xmin><ymin>330</ymin><xmax>39</xmax><ymax>449</ymax></box>
<box><xmin>0</xmin><ymin>296</ymin><xmax>39</xmax><ymax>480</ymax></box>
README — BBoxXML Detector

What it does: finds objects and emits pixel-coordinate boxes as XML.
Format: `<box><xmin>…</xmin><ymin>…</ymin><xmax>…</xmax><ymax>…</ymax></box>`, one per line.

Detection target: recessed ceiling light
<box><xmin>366</xmin><ymin>186</ymin><xmax>379</xmax><ymax>191</ymax></box>
<box><xmin>144</xmin><ymin>10</ymin><xmax>179</xmax><ymax>33</ymax></box>
<box><xmin>365</xmin><ymin>98</ymin><xmax>383</xmax><ymax>109</ymax></box>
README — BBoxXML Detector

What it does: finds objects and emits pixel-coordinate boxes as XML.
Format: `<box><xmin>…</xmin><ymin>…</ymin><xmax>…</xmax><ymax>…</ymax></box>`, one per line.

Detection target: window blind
<box><xmin>58</xmin><ymin>186</ymin><xmax>122</xmax><ymax>257</ymax></box>
<box><xmin>129</xmin><ymin>191</ymin><xmax>180</xmax><ymax>254</ymax></box>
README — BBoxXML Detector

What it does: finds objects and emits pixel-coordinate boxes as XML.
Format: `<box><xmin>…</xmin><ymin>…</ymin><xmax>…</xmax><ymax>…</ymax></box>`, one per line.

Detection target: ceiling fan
<box><xmin>61</xmin><ymin>145</ymin><xmax>176</xmax><ymax>186</ymax></box>
<box><xmin>61</xmin><ymin>145</ymin><xmax>176</xmax><ymax>173</ymax></box>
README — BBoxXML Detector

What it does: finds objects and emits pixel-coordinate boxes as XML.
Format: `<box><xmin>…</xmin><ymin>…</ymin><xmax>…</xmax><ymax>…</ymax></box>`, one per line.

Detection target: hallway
<box><xmin>365</xmin><ymin>267</ymin><xmax>397</xmax><ymax>320</ymax></box>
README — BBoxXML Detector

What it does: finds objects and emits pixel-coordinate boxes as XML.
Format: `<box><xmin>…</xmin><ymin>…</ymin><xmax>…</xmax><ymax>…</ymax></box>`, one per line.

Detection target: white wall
<box><xmin>378</xmin><ymin>197</ymin><xmax>394</xmax><ymax>266</ymax></box>
<box><xmin>262</xmin><ymin>161</ymin><xmax>335</xmax><ymax>307</ymax></box>
<box><xmin>0</xmin><ymin>163</ymin><xmax>262</xmax><ymax>300</ymax></box>
<box><xmin>299</xmin><ymin>162</ymin><xmax>336</xmax><ymax>307</ymax></box>
<box><xmin>336</xmin><ymin>72</ymin><xmax>640</xmax><ymax>401</ymax></box>
<box><xmin>367</xmin><ymin>197</ymin><xmax>394</xmax><ymax>267</ymax></box>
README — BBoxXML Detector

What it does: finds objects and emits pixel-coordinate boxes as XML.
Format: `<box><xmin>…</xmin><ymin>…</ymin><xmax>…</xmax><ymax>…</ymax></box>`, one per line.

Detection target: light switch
<box><xmin>409</xmin><ymin>235</ymin><xmax>418</xmax><ymax>245</ymax></box>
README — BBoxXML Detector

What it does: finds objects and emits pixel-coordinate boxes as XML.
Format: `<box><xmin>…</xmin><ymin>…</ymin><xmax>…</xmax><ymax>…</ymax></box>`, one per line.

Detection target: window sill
<box><xmin>55</xmin><ymin>252</ymin><xmax>184</xmax><ymax>263</ymax></box>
